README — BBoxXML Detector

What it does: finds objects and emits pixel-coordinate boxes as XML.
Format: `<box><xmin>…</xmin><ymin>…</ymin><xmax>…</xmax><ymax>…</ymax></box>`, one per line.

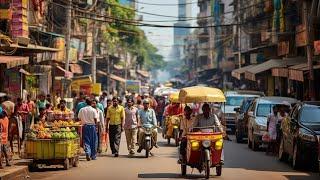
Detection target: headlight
<box><xmin>215</xmin><ymin>139</ymin><xmax>223</xmax><ymax>150</ymax></box>
<box><xmin>299</xmin><ymin>129</ymin><xmax>316</xmax><ymax>142</ymax></box>
<box><xmin>202</xmin><ymin>140</ymin><xmax>211</xmax><ymax>148</ymax></box>
<box><xmin>191</xmin><ymin>140</ymin><xmax>200</xmax><ymax>151</ymax></box>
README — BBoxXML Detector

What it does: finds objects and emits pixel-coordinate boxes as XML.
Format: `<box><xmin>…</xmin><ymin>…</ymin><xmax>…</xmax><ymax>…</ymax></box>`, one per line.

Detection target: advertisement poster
<box><xmin>126</xmin><ymin>80</ymin><xmax>141</xmax><ymax>93</ymax></box>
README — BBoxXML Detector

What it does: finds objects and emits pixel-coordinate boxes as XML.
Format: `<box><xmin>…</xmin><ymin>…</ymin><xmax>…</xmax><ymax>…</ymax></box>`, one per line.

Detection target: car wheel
<box><xmin>292</xmin><ymin>143</ymin><xmax>302</xmax><ymax>170</ymax></box>
<box><xmin>278</xmin><ymin>137</ymin><xmax>288</xmax><ymax>162</ymax></box>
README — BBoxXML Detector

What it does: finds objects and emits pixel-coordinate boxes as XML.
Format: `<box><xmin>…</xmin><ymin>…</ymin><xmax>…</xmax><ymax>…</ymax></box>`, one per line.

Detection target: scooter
<box><xmin>139</xmin><ymin>126</ymin><xmax>157</xmax><ymax>158</ymax></box>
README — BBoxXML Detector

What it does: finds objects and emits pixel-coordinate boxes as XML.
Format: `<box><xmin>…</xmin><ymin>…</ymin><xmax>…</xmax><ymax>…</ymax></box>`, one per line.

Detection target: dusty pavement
<box><xmin>29</xmin><ymin>134</ymin><xmax>319</xmax><ymax>180</ymax></box>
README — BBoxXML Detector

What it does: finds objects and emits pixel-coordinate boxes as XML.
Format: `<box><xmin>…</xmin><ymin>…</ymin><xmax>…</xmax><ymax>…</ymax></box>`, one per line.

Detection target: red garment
<box><xmin>0</xmin><ymin>117</ymin><xmax>9</xmax><ymax>144</ymax></box>
<box><xmin>166</xmin><ymin>104</ymin><xmax>184</xmax><ymax>116</ymax></box>
<box><xmin>16</xmin><ymin>103</ymin><xmax>30</xmax><ymax>122</ymax></box>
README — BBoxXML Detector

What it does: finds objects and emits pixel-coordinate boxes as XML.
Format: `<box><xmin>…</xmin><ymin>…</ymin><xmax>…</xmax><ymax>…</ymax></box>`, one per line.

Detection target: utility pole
<box><xmin>237</xmin><ymin>0</ymin><xmax>242</xmax><ymax>68</ymax></box>
<box><xmin>64</xmin><ymin>0</ymin><xmax>72</xmax><ymax>98</ymax></box>
<box><xmin>304</xmin><ymin>0</ymin><xmax>315</xmax><ymax>100</ymax></box>
<box><xmin>124</xmin><ymin>50</ymin><xmax>128</xmax><ymax>93</ymax></box>
<box><xmin>92</xmin><ymin>13</ymin><xmax>97</xmax><ymax>84</ymax></box>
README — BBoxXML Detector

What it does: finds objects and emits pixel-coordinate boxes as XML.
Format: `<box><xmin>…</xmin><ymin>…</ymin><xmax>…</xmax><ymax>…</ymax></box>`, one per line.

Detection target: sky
<box><xmin>137</xmin><ymin>0</ymin><xmax>199</xmax><ymax>62</ymax></box>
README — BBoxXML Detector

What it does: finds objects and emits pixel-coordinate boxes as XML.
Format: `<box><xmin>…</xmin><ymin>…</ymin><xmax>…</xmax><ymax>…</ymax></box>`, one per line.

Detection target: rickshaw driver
<box><xmin>193</xmin><ymin>103</ymin><xmax>224</xmax><ymax>133</ymax></box>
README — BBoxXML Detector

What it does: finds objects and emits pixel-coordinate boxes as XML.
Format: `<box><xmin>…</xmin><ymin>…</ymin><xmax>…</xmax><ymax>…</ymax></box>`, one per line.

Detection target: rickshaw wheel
<box><xmin>216</xmin><ymin>166</ymin><xmax>222</xmax><ymax>176</ymax></box>
<box><xmin>181</xmin><ymin>164</ymin><xmax>187</xmax><ymax>176</ymax></box>
<box><xmin>204</xmin><ymin>160</ymin><xmax>210</xmax><ymax>179</ymax></box>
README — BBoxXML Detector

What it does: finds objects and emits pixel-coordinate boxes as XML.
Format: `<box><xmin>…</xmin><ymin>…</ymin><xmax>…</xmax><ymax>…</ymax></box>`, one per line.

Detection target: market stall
<box><xmin>25</xmin><ymin>111</ymin><xmax>81</xmax><ymax>171</ymax></box>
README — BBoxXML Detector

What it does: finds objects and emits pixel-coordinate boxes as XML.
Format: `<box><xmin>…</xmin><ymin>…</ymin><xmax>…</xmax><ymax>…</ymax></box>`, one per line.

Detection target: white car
<box><xmin>247</xmin><ymin>96</ymin><xmax>298</xmax><ymax>151</ymax></box>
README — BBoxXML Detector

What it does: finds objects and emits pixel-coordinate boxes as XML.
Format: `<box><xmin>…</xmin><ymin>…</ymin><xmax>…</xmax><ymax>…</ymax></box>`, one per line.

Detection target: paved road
<box><xmin>30</xmin><ymin>134</ymin><xmax>318</xmax><ymax>180</ymax></box>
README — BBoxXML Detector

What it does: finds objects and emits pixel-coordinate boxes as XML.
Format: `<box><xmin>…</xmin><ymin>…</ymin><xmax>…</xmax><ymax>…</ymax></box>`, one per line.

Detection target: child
<box><xmin>0</xmin><ymin>107</ymin><xmax>12</xmax><ymax>168</ymax></box>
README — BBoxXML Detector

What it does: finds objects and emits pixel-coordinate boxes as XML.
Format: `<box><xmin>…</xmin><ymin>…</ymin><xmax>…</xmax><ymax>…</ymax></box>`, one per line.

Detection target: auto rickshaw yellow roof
<box><xmin>179</xmin><ymin>86</ymin><xmax>226</xmax><ymax>103</ymax></box>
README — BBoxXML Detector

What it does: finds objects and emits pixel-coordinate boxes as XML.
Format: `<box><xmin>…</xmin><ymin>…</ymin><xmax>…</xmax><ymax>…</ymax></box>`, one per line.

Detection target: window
<box><xmin>226</xmin><ymin>96</ymin><xmax>245</xmax><ymax>106</ymax></box>
<box><xmin>256</xmin><ymin>104</ymin><xmax>274</xmax><ymax>117</ymax></box>
<box><xmin>300</xmin><ymin>105</ymin><xmax>320</xmax><ymax>124</ymax></box>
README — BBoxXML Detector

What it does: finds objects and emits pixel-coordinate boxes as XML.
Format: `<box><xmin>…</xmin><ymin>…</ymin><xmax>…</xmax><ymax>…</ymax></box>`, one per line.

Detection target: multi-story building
<box><xmin>173</xmin><ymin>0</ymin><xmax>192</xmax><ymax>61</ymax></box>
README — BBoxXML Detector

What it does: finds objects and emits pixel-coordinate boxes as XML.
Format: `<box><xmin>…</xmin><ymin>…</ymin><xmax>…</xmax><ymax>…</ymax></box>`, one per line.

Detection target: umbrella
<box><xmin>179</xmin><ymin>86</ymin><xmax>226</xmax><ymax>103</ymax></box>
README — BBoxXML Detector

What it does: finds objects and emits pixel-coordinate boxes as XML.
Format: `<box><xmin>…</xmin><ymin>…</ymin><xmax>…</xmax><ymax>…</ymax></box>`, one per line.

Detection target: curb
<box><xmin>0</xmin><ymin>166</ymin><xmax>29</xmax><ymax>180</ymax></box>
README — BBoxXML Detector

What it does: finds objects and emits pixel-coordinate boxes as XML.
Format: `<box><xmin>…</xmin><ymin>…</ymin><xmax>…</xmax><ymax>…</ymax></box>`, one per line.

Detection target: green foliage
<box><xmin>103</xmin><ymin>0</ymin><xmax>166</xmax><ymax>71</ymax></box>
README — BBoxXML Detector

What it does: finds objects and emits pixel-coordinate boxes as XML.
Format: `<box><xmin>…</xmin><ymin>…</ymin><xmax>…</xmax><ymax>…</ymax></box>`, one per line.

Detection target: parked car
<box><xmin>234</xmin><ymin>97</ymin><xmax>256</xmax><ymax>143</ymax></box>
<box><xmin>279</xmin><ymin>101</ymin><xmax>320</xmax><ymax>171</ymax></box>
<box><xmin>247</xmin><ymin>97</ymin><xmax>298</xmax><ymax>151</ymax></box>
<box><xmin>224</xmin><ymin>91</ymin><xmax>264</xmax><ymax>134</ymax></box>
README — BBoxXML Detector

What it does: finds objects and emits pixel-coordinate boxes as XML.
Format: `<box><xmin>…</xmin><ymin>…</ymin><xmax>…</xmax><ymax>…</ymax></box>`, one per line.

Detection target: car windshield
<box><xmin>256</xmin><ymin>104</ymin><xmax>274</xmax><ymax>117</ymax></box>
<box><xmin>226</xmin><ymin>96</ymin><xmax>245</xmax><ymax>106</ymax></box>
<box><xmin>241</xmin><ymin>100</ymin><xmax>253</xmax><ymax>112</ymax></box>
<box><xmin>300</xmin><ymin>105</ymin><xmax>320</xmax><ymax>124</ymax></box>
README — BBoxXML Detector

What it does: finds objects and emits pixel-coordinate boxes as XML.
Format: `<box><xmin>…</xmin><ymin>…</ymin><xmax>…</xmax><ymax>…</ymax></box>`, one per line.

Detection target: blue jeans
<box><xmin>83</xmin><ymin>124</ymin><xmax>98</xmax><ymax>159</ymax></box>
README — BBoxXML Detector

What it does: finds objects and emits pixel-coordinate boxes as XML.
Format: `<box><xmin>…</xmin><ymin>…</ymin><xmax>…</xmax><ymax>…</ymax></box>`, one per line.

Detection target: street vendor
<box><xmin>193</xmin><ymin>103</ymin><xmax>224</xmax><ymax>132</ymax></box>
<box><xmin>58</xmin><ymin>99</ymin><xmax>71</xmax><ymax>113</ymax></box>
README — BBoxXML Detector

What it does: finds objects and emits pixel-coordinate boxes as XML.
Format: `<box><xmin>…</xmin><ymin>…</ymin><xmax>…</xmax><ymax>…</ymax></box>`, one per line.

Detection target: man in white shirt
<box><xmin>78</xmin><ymin>98</ymin><xmax>99</xmax><ymax>161</ymax></box>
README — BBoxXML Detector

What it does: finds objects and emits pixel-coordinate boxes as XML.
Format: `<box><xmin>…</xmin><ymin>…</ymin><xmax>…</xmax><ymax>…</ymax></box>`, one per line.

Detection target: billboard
<box><xmin>126</xmin><ymin>80</ymin><xmax>141</xmax><ymax>93</ymax></box>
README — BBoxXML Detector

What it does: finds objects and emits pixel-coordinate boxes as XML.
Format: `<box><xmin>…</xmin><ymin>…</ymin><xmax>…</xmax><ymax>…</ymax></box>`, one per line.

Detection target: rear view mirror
<box><xmin>248</xmin><ymin>111</ymin><xmax>254</xmax><ymax>117</ymax></box>
<box><xmin>234</xmin><ymin>107</ymin><xmax>240</xmax><ymax>112</ymax></box>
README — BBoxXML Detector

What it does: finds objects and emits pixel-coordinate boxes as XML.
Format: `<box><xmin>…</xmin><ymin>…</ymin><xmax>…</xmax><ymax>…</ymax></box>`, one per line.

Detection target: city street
<box><xmin>29</xmin><ymin>134</ymin><xmax>319</xmax><ymax>180</ymax></box>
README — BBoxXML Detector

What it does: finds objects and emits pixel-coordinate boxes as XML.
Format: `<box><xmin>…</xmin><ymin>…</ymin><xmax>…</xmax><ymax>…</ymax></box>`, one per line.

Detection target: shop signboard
<box><xmin>92</xmin><ymin>83</ymin><xmax>101</xmax><ymax>95</ymax></box>
<box><xmin>126</xmin><ymin>80</ymin><xmax>141</xmax><ymax>93</ymax></box>
<box><xmin>314</xmin><ymin>40</ymin><xmax>320</xmax><ymax>55</ymax></box>
<box><xmin>278</xmin><ymin>41</ymin><xmax>289</xmax><ymax>56</ymax></box>
<box><xmin>295</xmin><ymin>24</ymin><xmax>307</xmax><ymax>47</ymax></box>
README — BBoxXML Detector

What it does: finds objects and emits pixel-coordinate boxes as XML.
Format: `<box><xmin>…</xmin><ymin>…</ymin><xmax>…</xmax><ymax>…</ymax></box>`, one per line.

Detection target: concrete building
<box><xmin>173</xmin><ymin>0</ymin><xmax>192</xmax><ymax>61</ymax></box>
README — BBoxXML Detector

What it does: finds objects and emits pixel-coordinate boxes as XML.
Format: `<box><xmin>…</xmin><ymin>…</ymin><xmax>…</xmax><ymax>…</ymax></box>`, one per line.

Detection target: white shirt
<box><xmin>78</xmin><ymin>106</ymin><xmax>98</xmax><ymax>125</ymax></box>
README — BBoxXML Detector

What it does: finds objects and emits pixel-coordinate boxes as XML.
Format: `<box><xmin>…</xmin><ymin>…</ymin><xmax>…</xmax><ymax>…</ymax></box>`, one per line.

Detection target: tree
<box><xmin>103</xmin><ymin>0</ymin><xmax>166</xmax><ymax>71</ymax></box>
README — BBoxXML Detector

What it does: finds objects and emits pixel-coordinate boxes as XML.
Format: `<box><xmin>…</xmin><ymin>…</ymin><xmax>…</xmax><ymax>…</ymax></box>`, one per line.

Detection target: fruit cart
<box><xmin>25</xmin><ymin>120</ymin><xmax>81</xmax><ymax>171</ymax></box>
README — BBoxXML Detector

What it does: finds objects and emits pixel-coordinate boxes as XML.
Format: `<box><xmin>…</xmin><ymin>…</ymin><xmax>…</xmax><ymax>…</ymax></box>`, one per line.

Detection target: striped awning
<box><xmin>0</xmin><ymin>56</ymin><xmax>29</xmax><ymax>68</ymax></box>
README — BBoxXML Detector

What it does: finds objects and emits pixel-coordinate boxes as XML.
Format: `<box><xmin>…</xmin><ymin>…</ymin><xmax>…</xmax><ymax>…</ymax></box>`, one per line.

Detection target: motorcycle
<box><xmin>139</xmin><ymin>126</ymin><xmax>157</xmax><ymax>158</ymax></box>
<box><xmin>180</xmin><ymin>127</ymin><xmax>224</xmax><ymax>179</ymax></box>
<box><xmin>163</xmin><ymin>115</ymin><xmax>181</xmax><ymax>146</ymax></box>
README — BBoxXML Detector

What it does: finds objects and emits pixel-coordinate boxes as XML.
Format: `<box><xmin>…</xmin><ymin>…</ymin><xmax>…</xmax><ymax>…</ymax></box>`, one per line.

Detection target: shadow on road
<box><xmin>138</xmin><ymin>173</ymin><xmax>208</xmax><ymax>179</ymax></box>
<box><xmin>284</xmin><ymin>175</ymin><xmax>319</xmax><ymax>180</ymax></box>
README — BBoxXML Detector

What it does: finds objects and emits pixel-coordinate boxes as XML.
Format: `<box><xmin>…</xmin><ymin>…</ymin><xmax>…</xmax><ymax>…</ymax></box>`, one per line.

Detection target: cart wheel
<box><xmin>216</xmin><ymin>166</ymin><xmax>222</xmax><ymax>176</ymax></box>
<box><xmin>73</xmin><ymin>156</ymin><xmax>79</xmax><ymax>167</ymax></box>
<box><xmin>63</xmin><ymin>158</ymin><xmax>70</xmax><ymax>170</ymax></box>
<box><xmin>28</xmin><ymin>162</ymin><xmax>38</xmax><ymax>172</ymax></box>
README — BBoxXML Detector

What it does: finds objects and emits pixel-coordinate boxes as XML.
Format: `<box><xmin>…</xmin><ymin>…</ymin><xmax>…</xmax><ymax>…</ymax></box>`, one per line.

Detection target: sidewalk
<box><xmin>0</xmin><ymin>155</ymin><xmax>30</xmax><ymax>180</ymax></box>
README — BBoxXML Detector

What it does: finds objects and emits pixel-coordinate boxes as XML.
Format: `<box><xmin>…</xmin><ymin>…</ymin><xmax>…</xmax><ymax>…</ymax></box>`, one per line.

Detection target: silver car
<box><xmin>247</xmin><ymin>97</ymin><xmax>298</xmax><ymax>151</ymax></box>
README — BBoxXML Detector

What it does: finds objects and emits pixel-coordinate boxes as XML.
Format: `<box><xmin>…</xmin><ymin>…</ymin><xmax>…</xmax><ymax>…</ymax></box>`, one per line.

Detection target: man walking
<box><xmin>124</xmin><ymin>99</ymin><xmax>138</xmax><ymax>155</ymax></box>
<box><xmin>78</xmin><ymin>99</ymin><xmax>99</xmax><ymax>161</ymax></box>
<box><xmin>106</xmin><ymin>97</ymin><xmax>125</xmax><ymax>157</ymax></box>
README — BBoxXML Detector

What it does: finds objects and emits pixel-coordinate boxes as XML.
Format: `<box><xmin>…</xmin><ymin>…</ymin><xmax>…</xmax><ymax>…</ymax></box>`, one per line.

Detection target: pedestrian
<box><xmin>137</xmin><ymin>99</ymin><xmax>158</xmax><ymax>153</ymax></box>
<box><xmin>0</xmin><ymin>108</ymin><xmax>12</xmax><ymax>168</ymax></box>
<box><xmin>178</xmin><ymin>106</ymin><xmax>194</xmax><ymax>163</ymax></box>
<box><xmin>26</xmin><ymin>95</ymin><xmax>36</xmax><ymax>127</ymax></box>
<box><xmin>106</xmin><ymin>97</ymin><xmax>125</xmax><ymax>157</ymax></box>
<box><xmin>36</xmin><ymin>94</ymin><xmax>48</xmax><ymax>115</ymax></box>
<box><xmin>1</xmin><ymin>95</ymin><xmax>15</xmax><ymax>118</ymax></box>
<box><xmin>92</xmin><ymin>99</ymin><xmax>105</xmax><ymax>153</ymax></box>
<box><xmin>155</xmin><ymin>97</ymin><xmax>166</xmax><ymax>126</ymax></box>
<box><xmin>15</xmin><ymin>98</ymin><xmax>30</xmax><ymax>141</ymax></box>
<box><xmin>75</xmin><ymin>96</ymin><xmax>87</xmax><ymax>116</ymax></box>
<box><xmin>78</xmin><ymin>98</ymin><xmax>99</xmax><ymax>161</ymax></box>
<box><xmin>124</xmin><ymin>99</ymin><xmax>138</xmax><ymax>155</ymax></box>
<box><xmin>266</xmin><ymin>106</ymin><xmax>278</xmax><ymax>155</ymax></box>
<box><xmin>136</xmin><ymin>99</ymin><xmax>143</xmax><ymax>110</ymax></box>
<box><xmin>100</xmin><ymin>91</ymin><xmax>108</xmax><ymax>108</ymax></box>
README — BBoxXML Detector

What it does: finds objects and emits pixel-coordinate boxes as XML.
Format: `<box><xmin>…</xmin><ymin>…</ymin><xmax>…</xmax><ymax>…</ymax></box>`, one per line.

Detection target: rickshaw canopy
<box><xmin>179</xmin><ymin>86</ymin><xmax>226</xmax><ymax>103</ymax></box>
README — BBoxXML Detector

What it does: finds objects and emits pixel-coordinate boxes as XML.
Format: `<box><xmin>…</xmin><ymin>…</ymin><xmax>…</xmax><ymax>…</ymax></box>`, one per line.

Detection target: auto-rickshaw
<box><xmin>163</xmin><ymin>92</ymin><xmax>183</xmax><ymax>146</ymax></box>
<box><xmin>178</xmin><ymin>86</ymin><xmax>226</xmax><ymax>179</ymax></box>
